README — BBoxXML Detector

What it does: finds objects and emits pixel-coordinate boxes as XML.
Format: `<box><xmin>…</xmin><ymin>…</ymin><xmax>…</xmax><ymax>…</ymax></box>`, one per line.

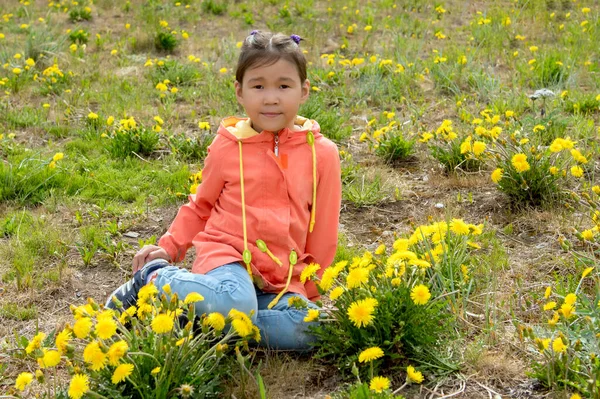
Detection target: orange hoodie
<box><xmin>158</xmin><ymin>116</ymin><xmax>341</xmax><ymax>303</ymax></box>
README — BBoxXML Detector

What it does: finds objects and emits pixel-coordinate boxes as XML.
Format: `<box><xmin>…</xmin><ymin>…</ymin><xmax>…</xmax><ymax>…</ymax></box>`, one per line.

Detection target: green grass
<box><xmin>1</xmin><ymin>0</ymin><xmax>600</xmax><ymax>396</ymax></box>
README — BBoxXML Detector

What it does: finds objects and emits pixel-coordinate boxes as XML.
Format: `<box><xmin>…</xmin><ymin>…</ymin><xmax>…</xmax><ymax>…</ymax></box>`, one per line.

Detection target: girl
<box><xmin>106</xmin><ymin>31</ymin><xmax>341</xmax><ymax>351</ymax></box>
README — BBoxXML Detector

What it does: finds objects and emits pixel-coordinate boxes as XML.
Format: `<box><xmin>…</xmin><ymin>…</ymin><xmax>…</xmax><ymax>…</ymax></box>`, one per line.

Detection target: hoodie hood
<box><xmin>218</xmin><ymin>115</ymin><xmax>322</xmax><ymax>143</ymax></box>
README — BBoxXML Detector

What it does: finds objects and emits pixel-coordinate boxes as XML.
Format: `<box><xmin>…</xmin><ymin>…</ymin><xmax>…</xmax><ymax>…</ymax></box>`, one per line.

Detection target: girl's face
<box><xmin>235</xmin><ymin>59</ymin><xmax>309</xmax><ymax>133</ymax></box>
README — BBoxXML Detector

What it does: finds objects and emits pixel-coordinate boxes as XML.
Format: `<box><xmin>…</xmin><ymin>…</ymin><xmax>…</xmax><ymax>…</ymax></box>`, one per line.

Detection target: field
<box><xmin>1</xmin><ymin>0</ymin><xmax>600</xmax><ymax>397</ymax></box>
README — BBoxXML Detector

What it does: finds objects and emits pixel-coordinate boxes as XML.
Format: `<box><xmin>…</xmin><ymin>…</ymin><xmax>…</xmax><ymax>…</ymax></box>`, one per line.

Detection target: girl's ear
<box><xmin>234</xmin><ymin>81</ymin><xmax>244</xmax><ymax>104</ymax></box>
<box><xmin>300</xmin><ymin>79</ymin><xmax>310</xmax><ymax>103</ymax></box>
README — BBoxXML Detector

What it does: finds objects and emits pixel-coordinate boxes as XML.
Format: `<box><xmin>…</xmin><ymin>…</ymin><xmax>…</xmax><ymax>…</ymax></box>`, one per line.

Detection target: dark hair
<box><xmin>235</xmin><ymin>31</ymin><xmax>307</xmax><ymax>84</ymax></box>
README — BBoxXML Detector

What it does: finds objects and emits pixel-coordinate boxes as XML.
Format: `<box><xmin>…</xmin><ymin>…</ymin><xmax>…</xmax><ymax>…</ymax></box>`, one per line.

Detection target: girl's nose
<box><xmin>263</xmin><ymin>90</ymin><xmax>279</xmax><ymax>104</ymax></box>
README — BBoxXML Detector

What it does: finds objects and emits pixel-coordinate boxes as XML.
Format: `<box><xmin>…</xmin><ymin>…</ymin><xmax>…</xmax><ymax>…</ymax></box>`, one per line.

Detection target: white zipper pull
<box><xmin>274</xmin><ymin>133</ymin><xmax>279</xmax><ymax>157</ymax></box>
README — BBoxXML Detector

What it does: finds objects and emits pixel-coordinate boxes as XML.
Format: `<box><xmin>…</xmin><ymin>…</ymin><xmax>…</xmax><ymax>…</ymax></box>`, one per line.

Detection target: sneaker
<box><xmin>105</xmin><ymin>259</ymin><xmax>169</xmax><ymax>310</ymax></box>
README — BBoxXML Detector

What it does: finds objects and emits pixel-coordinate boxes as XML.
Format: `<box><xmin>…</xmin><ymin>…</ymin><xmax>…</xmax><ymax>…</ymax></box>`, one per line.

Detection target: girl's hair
<box><xmin>236</xmin><ymin>31</ymin><xmax>307</xmax><ymax>84</ymax></box>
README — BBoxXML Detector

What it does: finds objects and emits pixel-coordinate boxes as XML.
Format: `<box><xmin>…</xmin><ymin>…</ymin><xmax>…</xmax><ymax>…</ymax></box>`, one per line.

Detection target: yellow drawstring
<box><xmin>268</xmin><ymin>250</ymin><xmax>297</xmax><ymax>309</ymax></box>
<box><xmin>238</xmin><ymin>141</ymin><xmax>252</xmax><ymax>276</ymax></box>
<box><xmin>256</xmin><ymin>239</ymin><xmax>283</xmax><ymax>266</ymax></box>
<box><xmin>307</xmin><ymin>131</ymin><xmax>317</xmax><ymax>233</ymax></box>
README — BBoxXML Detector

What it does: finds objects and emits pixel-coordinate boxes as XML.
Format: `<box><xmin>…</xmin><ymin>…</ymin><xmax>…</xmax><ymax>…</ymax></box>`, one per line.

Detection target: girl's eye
<box><xmin>280</xmin><ymin>85</ymin><xmax>290</xmax><ymax>89</ymax></box>
<box><xmin>253</xmin><ymin>85</ymin><xmax>263</xmax><ymax>89</ymax></box>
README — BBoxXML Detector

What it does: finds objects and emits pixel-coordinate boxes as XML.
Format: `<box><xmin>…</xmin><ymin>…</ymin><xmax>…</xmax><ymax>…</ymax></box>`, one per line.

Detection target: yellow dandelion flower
<box><xmin>55</xmin><ymin>329</ymin><xmax>71</xmax><ymax>354</ymax></box>
<box><xmin>73</xmin><ymin>317</ymin><xmax>93</xmax><ymax>339</ymax></box>
<box><xmin>571</xmin><ymin>165</ymin><xmax>584</xmax><ymax>178</ymax></box>
<box><xmin>107</xmin><ymin>340</ymin><xmax>129</xmax><ymax>366</ymax></box>
<box><xmin>300</xmin><ymin>263</ymin><xmax>321</xmax><ymax>284</ymax></box>
<box><xmin>552</xmin><ymin>337</ymin><xmax>567</xmax><ymax>353</ymax></box>
<box><xmin>450</xmin><ymin>219</ymin><xmax>470</xmax><ymax>235</ymax></box>
<box><xmin>369</xmin><ymin>376</ymin><xmax>390</xmax><ymax>393</ymax></box>
<box><xmin>358</xmin><ymin>346</ymin><xmax>384</xmax><ymax>363</ymax></box>
<box><xmin>203</xmin><ymin>312</ymin><xmax>226</xmax><ymax>331</ymax></box>
<box><xmin>346</xmin><ymin>267</ymin><xmax>369</xmax><ymax>289</ymax></box>
<box><xmin>303</xmin><ymin>308</ymin><xmax>320</xmax><ymax>322</ymax></box>
<box><xmin>83</xmin><ymin>341</ymin><xmax>107</xmax><ymax>371</ymax></box>
<box><xmin>544</xmin><ymin>286</ymin><xmax>552</xmax><ymax>298</ymax></box>
<box><xmin>329</xmin><ymin>286</ymin><xmax>344</xmax><ymax>300</ymax></box>
<box><xmin>112</xmin><ymin>363</ymin><xmax>134</xmax><ymax>384</ymax></box>
<box><xmin>40</xmin><ymin>350</ymin><xmax>61</xmax><ymax>368</ymax></box>
<box><xmin>582</xmin><ymin>267</ymin><xmax>594</xmax><ymax>278</ymax></box>
<box><xmin>347</xmin><ymin>298</ymin><xmax>378</xmax><ymax>328</ymax></box>
<box><xmin>410</xmin><ymin>284</ymin><xmax>431</xmax><ymax>305</ymax></box>
<box><xmin>184</xmin><ymin>292</ymin><xmax>204</xmax><ymax>304</ymax></box>
<box><xmin>95</xmin><ymin>317</ymin><xmax>117</xmax><ymax>340</ymax></box>
<box><xmin>543</xmin><ymin>302</ymin><xmax>556</xmax><ymax>311</ymax></box>
<box><xmin>151</xmin><ymin>314</ymin><xmax>174</xmax><ymax>334</ymax></box>
<box><xmin>138</xmin><ymin>284</ymin><xmax>158</xmax><ymax>302</ymax></box>
<box><xmin>231</xmin><ymin>319</ymin><xmax>253</xmax><ymax>337</ymax></box>
<box><xmin>511</xmin><ymin>153</ymin><xmax>530</xmax><ymax>173</ymax></box>
<box><xmin>406</xmin><ymin>365</ymin><xmax>424</xmax><ymax>384</ymax></box>
<box><xmin>15</xmin><ymin>372</ymin><xmax>34</xmax><ymax>391</ymax></box>
<box><xmin>564</xmin><ymin>293</ymin><xmax>577</xmax><ymax>306</ymax></box>
<box><xmin>151</xmin><ymin>367</ymin><xmax>161</xmax><ymax>375</ymax></box>
<box><xmin>68</xmin><ymin>374</ymin><xmax>89</xmax><ymax>399</ymax></box>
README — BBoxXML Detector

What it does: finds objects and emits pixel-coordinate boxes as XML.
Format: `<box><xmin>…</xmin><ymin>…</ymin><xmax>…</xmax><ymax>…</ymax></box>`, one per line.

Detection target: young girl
<box><xmin>106</xmin><ymin>31</ymin><xmax>342</xmax><ymax>351</ymax></box>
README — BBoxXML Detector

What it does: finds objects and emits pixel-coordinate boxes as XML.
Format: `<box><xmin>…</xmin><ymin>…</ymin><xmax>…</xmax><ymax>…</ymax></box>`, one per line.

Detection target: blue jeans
<box><xmin>151</xmin><ymin>261</ymin><xmax>320</xmax><ymax>351</ymax></box>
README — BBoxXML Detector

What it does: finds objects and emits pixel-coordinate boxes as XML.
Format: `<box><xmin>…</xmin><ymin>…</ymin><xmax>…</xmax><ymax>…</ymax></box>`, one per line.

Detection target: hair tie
<box><xmin>250</xmin><ymin>30</ymin><xmax>258</xmax><ymax>35</ymax></box>
<box><xmin>290</xmin><ymin>34</ymin><xmax>302</xmax><ymax>45</ymax></box>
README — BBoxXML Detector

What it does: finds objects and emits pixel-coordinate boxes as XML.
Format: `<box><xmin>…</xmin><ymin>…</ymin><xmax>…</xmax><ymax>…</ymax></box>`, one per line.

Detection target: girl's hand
<box><xmin>133</xmin><ymin>245</ymin><xmax>171</xmax><ymax>273</ymax></box>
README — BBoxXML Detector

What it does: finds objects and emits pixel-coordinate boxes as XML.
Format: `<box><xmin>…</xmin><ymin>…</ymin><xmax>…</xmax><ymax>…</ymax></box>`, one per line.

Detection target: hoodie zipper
<box><xmin>273</xmin><ymin>133</ymin><xmax>279</xmax><ymax>157</ymax></box>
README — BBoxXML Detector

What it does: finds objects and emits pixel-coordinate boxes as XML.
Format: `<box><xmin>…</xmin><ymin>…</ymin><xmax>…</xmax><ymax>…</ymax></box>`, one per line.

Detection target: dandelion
<box><xmin>55</xmin><ymin>329</ymin><xmax>71</xmax><ymax>354</ymax></box>
<box><xmin>107</xmin><ymin>340</ymin><xmax>129</xmax><ymax>366</ymax></box>
<box><xmin>346</xmin><ymin>267</ymin><xmax>369</xmax><ymax>289</ymax></box>
<box><xmin>571</xmin><ymin>165</ymin><xmax>583</xmax><ymax>178</ymax></box>
<box><xmin>543</xmin><ymin>302</ymin><xmax>556</xmax><ymax>311</ymax></box>
<box><xmin>231</xmin><ymin>319</ymin><xmax>253</xmax><ymax>337</ymax></box>
<box><xmin>406</xmin><ymin>365</ymin><xmax>424</xmax><ymax>384</ymax></box>
<box><xmin>410</xmin><ymin>284</ymin><xmax>431</xmax><ymax>305</ymax></box>
<box><xmin>300</xmin><ymin>263</ymin><xmax>321</xmax><ymax>283</ymax></box>
<box><xmin>581</xmin><ymin>230</ymin><xmax>594</xmax><ymax>241</ymax></box>
<box><xmin>564</xmin><ymin>293</ymin><xmax>577</xmax><ymax>306</ymax></box>
<box><xmin>68</xmin><ymin>374</ymin><xmax>90</xmax><ymax>399</ymax></box>
<box><xmin>369</xmin><ymin>376</ymin><xmax>390</xmax><ymax>393</ymax></box>
<box><xmin>219</xmin><ymin>67</ymin><xmax>228</xmax><ymax>74</ymax></box>
<box><xmin>110</xmin><ymin>49</ymin><xmax>118</xmax><ymax>56</ymax></box>
<box><xmin>13</xmin><ymin>67</ymin><xmax>22</xmax><ymax>75</ymax></box>
<box><xmin>198</xmin><ymin>121</ymin><xmax>210</xmax><ymax>130</ymax></box>
<box><xmin>358</xmin><ymin>346</ymin><xmax>384</xmax><ymax>363</ymax></box>
<box><xmin>450</xmin><ymin>219</ymin><xmax>470</xmax><ymax>235</ymax></box>
<box><xmin>112</xmin><ymin>363</ymin><xmax>134</xmax><ymax>384</ymax></box>
<box><xmin>152</xmin><ymin>313</ymin><xmax>174</xmax><ymax>334</ymax></box>
<box><xmin>184</xmin><ymin>292</ymin><xmax>204</xmax><ymax>304</ymax></box>
<box><xmin>303</xmin><ymin>309</ymin><xmax>320</xmax><ymax>322</ymax></box>
<box><xmin>329</xmin><ymin>286</ymin><xmax>344</xmax><ymax>300</ymax></box>
<box><xmin>511</xmin><ymin>153</ymin><xmax>530</xmax><ymax>173</ymax></box>
<box><xmin>204</xmin><ymin>312</ymin><xmax>226</xmax><ymax>331</ymax></box>
<box><xmin>491</xmin><ymin>168</ymin><xmax>503</xmax><ymax>183</ymax></box>
<box><xmin>472</xmin><ymin>141</ymin><xmax>486</xmax><ymax>155</ymax></box>
<box><xmin>155</xmin><ymin>82</ymin><xmax>168</xmax><ymax>92</ymax></box>
<box><xmin>347</xmin><ymin>298</ymin><xmax>378</xmax><ymax>328</ymax></box>
<box><xmin>73</xmin><ymin>317</ymin><xmax>93</xmax><ymax>339</ymax></box>
<box><xmin>552</xmin><ymin>337</ymin><xmax>567</xmax><ymax>353</ymax></box>
<box><xmin>582</xmin><ymin>267</ymin><xmax>594</xmax><ymax>278</ymax></box>
<box><xmin>571</xmin><ymin>394</ymin><xmax>582</xmax><ymax>399</ymax></box>
<box><xmin>95</xmin><ymin>317</ymin><xmax>117</xmax><ymax>340</ymax></box>
<box><xmin>40</xmin><ymin>349</ymin><xmax>61</xmax><ymax>368</ymax></box>
<box><xmin>151</xmin><ymin>367</ymin><xmax>161</xmax><ymax>375</ymax></box>
<box><xmin>83</xmin><ymin>341</ymin><xmax>107</xmax><ymax>371</ymax></box>
<box><xmin>15</xmin><ymin>372</ymin><xmax>34</xmax><ymax>391</ymax></box>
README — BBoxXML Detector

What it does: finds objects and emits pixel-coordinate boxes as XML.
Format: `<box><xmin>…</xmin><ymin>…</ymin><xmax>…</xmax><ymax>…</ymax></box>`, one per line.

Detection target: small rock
<box><xmin>435</xmin><ymin>203</ymin><xmax>444</xmax><ymax>209</ymax></box>
<box><xmin>124</xmin><ymin>231</ymin><xmax>140</xmax><ymax>238</ymax></box>
<box><xmin>422</xmin><ymin>175</ymin><xmax>429</xmax><ymax>182</ymax></box>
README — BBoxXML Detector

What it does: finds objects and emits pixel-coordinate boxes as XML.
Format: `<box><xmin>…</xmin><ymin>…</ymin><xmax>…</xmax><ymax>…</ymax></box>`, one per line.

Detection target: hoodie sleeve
<box><xmin>158</xmin><ymin>136</ymin><xmax>225</xmax><ymax>262</ymax></box>
<box><xmin>305</xmin><ymin>139</ymin><xmax>341</xmax><ymax>274</ymax></box>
